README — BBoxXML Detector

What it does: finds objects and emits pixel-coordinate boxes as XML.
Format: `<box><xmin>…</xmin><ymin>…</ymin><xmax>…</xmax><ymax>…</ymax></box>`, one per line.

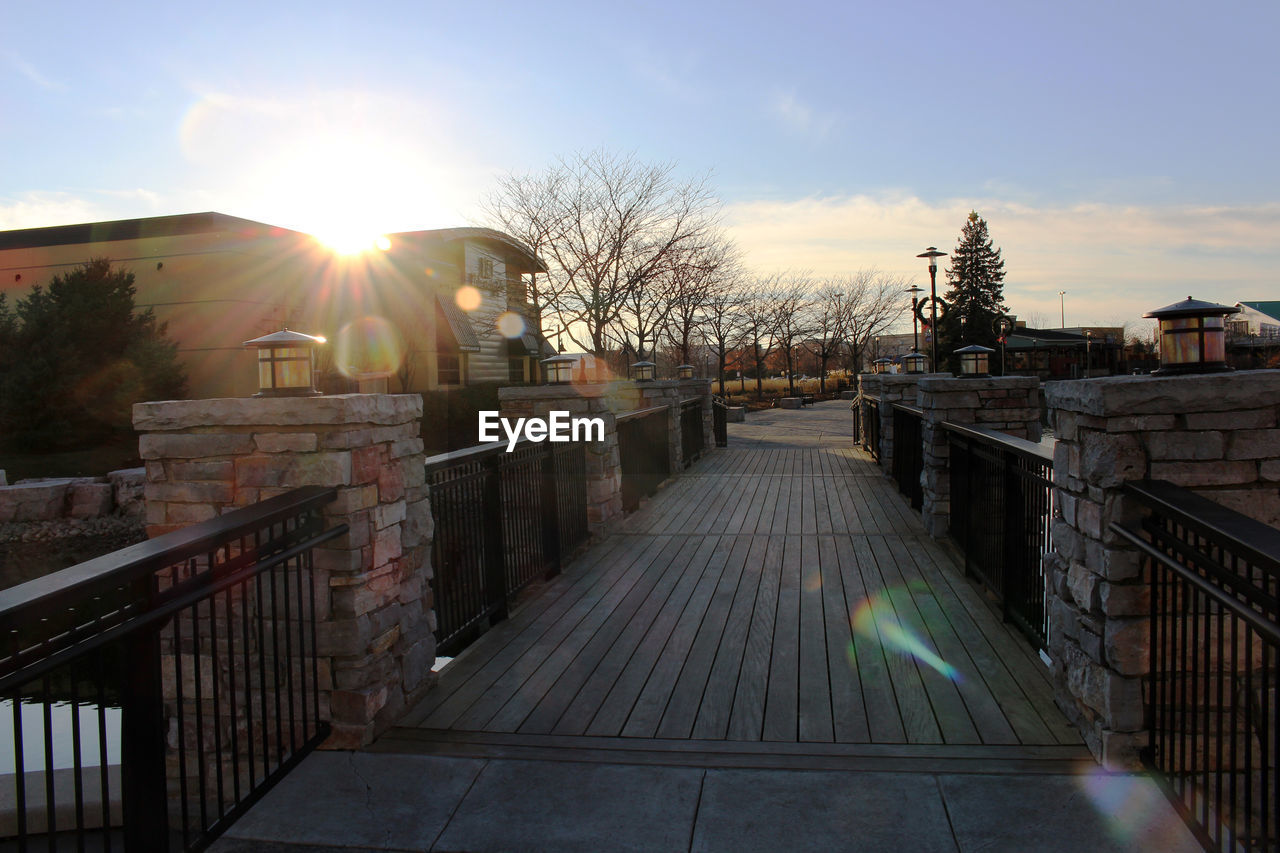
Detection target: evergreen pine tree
<box><xmin>0</xmin><ymin>259</ymin><xmax>187</xmax><ymax>450</ymax></box>
<box><xmin>941</xmin><ymin>211</ymin><xmax>1007</xmax><ymax>371</ymax></box>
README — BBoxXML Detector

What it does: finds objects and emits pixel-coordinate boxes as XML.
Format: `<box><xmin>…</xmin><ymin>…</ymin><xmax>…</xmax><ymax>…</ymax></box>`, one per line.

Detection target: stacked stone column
<box><xmin>873</xmin><ymin>373</ymin><xmax>948</xmax><ymax>477</ymax></box>
<box><xmin>499</xmin><ymin>379</ymin><xmax>715</xmax><ymax>531</ymax></box>
<box><xmin>918</xmin><ymin>376</ymin><xmax>1041</xmax><ymax>537</ymax></box>
<box><xmin>498</xmin><ymin>384</ymin><xmax>622</xmax><ymax>529</ymax></box>
<box><xmin>1043</xmin><ymin>370</ymin><xmax>1280</xmax><ymax>768</ymax></box>
<box><xmin>133</xmin><ymin>394</ymin><xmax>434</xmax><ymax>749</ymax></box>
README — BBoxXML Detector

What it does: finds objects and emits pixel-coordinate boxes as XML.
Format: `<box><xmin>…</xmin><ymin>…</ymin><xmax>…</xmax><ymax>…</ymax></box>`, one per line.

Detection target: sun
<box><xmin>317</xmin><ymin>231</ymin><xmax>392</xmax><ymax>256</ymax></box>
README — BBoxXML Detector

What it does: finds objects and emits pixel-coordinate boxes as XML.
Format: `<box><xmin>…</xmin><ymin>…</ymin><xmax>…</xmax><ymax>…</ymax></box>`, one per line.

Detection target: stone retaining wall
<box><xmin>0</xmin><ymin>468</ymin><xmax>144</xmax><ymax>523</ymax></box>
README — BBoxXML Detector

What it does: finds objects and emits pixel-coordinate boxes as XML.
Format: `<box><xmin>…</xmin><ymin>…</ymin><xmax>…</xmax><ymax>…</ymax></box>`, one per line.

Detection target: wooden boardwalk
<box><xmin>381</xmin><ymin>401</ymin><xmax>1086</xmax><ymax>771</ymax></box>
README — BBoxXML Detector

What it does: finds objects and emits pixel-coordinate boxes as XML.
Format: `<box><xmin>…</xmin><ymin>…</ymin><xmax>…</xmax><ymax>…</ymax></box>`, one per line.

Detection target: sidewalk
<box><xmin>210</xmin><ymin>750</ymin><xmax>1202</xmax><ymax>852</ymax></box>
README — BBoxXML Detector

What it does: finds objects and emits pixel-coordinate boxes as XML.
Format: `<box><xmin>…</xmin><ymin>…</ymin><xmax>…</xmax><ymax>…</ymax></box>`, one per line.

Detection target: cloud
<box><xmin>0</xmin><ymin>192</ymin><xmax>107</xmax><ymax>230</ymax></box>
<box><xmin>723</xmin><ymin>194</ymin><xmax>1280</xmax><ymax>326</ymax></box>
<box><xmin>4</xmin><ymin>51</ymin><xmax>63</xmax><ymax>91</ymax></box>
<box><xmin>766</xmin><ymin>89</ymin><xmax>837</xmax><ymax>139</ymax></box>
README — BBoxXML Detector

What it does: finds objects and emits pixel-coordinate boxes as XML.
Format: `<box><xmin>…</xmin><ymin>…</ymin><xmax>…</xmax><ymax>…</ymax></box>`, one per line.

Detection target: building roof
<box><xmin>395</xmin><ymin>227</ymin><xmax>548</xmax><ymax>273</ymax></box>
<box><xmin>435</xmin><ymin>294</ymin><xmax>481</xmax><ymax>352</ymax></box>
<box><xmin>1238</xmin><ymin>301</ymin><xmax>1280</xmax><ymax>322</ymax></box>
<box><xmin>0</xmin><ymin>212</ymin><xmax>303</xmax><ymax>251</ymax></box>
<box><xmin>1005</xmin><ymin>327</ymin><xmax>1088</xmax><ymax>349</ymax></box>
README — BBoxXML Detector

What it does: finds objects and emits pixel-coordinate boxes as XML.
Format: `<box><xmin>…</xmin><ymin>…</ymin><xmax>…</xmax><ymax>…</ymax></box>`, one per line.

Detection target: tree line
<box><xmin>484</xmin><ymin>149</ymin><xmax>910</xmax><ymax>396</ymax></box>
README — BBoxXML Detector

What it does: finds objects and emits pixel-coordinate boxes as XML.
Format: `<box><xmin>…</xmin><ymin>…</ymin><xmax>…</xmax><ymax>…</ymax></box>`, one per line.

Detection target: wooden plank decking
<box><xmin>380</xmin><ymin>401</ymin><xmax>1086</xmax><ymax>770</ymax></box>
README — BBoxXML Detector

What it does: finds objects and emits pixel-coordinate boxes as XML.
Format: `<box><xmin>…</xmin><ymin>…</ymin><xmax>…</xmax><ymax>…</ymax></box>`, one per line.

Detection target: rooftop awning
<box><xmin>507</xmin><ymin>330</ymin><xmax>558</xmax><ymax>358</ymax></box>
<box><xmin>435</xmin><ymin>294</ymin><xmax>481</xmax><ymax>352</ymax></box>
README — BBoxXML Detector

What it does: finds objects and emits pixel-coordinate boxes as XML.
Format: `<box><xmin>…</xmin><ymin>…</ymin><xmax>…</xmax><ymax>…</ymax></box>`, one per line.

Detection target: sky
<box><xmin>4</xmin><ymin>0</ymin><xmax>1278</xmax><ymax>333</ymax></box>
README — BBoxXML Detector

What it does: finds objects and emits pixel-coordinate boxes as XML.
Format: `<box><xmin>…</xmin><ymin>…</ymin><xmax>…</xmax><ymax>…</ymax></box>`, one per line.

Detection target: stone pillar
<box><xmin>637</xmin><ymin>379</ymin><xmax>714</xmax><ymax>471</ymax></box>
<box><xmin>133</xmin><ymin>394</ymin><xmax>434</xmax><ymax>748</ymax></box>
<box><xmin>1043</xmin><ymin>370</ymin><xmax>1280</xmax><ymax>768</ymax></box>
<box><xmin>499</xmin><ymin>379</ymin><xmax>716</xmax><ymax>531</ymax></box>
<box><xmin>499</xmin><ymin>384</ymin><xmax>624</xmax><ymax>530</ymax></box>
<box><xmin>874</xmin><ymin>373</ymin><xmax>948</xmax><ymax>477</ymax></box>
<box><xmin>918</xmin><ymin>376</ymin><xmax>1041</xmax><ymax>537</ymax></box>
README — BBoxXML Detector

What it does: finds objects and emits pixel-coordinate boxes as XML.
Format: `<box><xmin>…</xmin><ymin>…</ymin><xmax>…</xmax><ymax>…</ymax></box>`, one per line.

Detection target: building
<box><xmin>1230</xmin><ymin>301</ymin><xmax>1280</xmax><ymax>339</ymax></box>
<box><xmin>0</xmin><ymin>213</ymin><xmax>554</xmax><ymax>399</ymax></box>
<box><xmin>1003</xmin><ymin>324</ymin><xmax>1124</xmax><ymax>379</ymax></box>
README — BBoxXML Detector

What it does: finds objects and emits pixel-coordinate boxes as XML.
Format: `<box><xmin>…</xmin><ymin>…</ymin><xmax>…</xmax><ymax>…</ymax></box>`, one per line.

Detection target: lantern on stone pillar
<box><xmin>1143</xmin><ymin>296</ymin><xmax>1241</xmax><ymax>375</ymax></box>
<box><xmin>630</xmin><ymin>360</ymin><xmax>656</xmax><ymax>382</ymax></box>
<box><xmin>676</xmin><ymin>364</ymin><xmax>695</xmax><ymax>380</ymax></box>
<box><xmin>902</xmin><ymin>352</ymin><xmax>929</xmax><ymax>374</ymax></box>
<box><xmin>540</xmin><ymin>354</ymin><xmax>575</xmax><ymax>385</ymax></box>
<box><xmin>243</xmin><ymin>329</ymin><xmax>325</xmax><ymax>397</ymax></box>
<box><xmin>873</xmin><ymin>357</ymin><xmax>893</xmax><ymax>374</ymax></box>
<box><xmin>955</xmin><ymin>344</ymin><xmax>994</xmax><ymax>377</ymax></box>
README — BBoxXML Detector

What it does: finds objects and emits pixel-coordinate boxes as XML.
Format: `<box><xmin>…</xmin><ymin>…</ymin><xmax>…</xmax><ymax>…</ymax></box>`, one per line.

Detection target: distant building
<box><xmin>1230</xmin><ymin>301</ymin><xmax>1280</xmax><ymax>339</ymax></box>
<box><xmin>0</xmin><ymin>213</ymin><xmax>554</xmax><ymax>399</ymax></box>
<box><xmin>1003</xmin><ymin>324</ymin><xmax>1124</xmax><ymax>379</ymax></box>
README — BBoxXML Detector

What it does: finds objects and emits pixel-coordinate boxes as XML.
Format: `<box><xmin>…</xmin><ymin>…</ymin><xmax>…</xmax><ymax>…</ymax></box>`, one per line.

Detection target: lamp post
<box><xmin>1059</xmin><ymin>291</ymin><xmax>1066</xmax><ymax>328</ymax></box>
<box><xmin>906</xmin><ymin>284</ymin><xmax>923</xmax><ymax>353</ymax></box>
<box><xmin>917</xmin><ymin>247</ymin><xmax>947</xmax><ymax>370</ymax></box>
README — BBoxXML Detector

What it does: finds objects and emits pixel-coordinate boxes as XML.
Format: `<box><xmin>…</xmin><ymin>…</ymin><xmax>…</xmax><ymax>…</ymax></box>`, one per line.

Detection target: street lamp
<box><xmin>905</xmin><ymin>284</ymin><xmax>924</xmax><ymax>353</ymax></box>
<box><xmin>1143</xmin><ymin>296</ymin><xmax>1241</xmax><ymax>375</ymax></box>
<box><xmin>917</xmin><ymin>247</ymin><xmax>947</xmax><ymax>369</ymax></box>
<box><xmin>243</xmin><ymin>329</ymin><xmax>325</xmax><ymax>397</ymax></box>
<box><xmin>1059</xmin><ymin>291</ymin><xmax>1066</xmax><ymax>328</ymax></box>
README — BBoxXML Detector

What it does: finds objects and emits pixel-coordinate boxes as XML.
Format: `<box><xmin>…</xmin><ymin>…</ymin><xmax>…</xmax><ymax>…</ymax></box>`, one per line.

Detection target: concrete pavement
<box><xmin>211</xmin><ymin>750</ymin><xmax>1202</xmax><ymax>852</ymax></box>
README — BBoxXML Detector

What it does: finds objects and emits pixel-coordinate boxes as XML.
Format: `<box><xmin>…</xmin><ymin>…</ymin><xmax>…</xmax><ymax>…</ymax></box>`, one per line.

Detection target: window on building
<box><xmin>509</xmin><ymin>357</ymin><xmax>526</xmax><ymax>383</ymax></box>
<box><xmin>438</xmin><ymin>353</ymin><xmax>462</xmax><ymax>386</ymax></box>
<box><xmin>477</xmin><ymin>257</ymin><xmax>494</xmax><ymax>279</ymax></box>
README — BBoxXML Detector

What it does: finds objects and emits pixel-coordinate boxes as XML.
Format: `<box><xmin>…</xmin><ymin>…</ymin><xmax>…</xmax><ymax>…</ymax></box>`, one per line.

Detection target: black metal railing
<box><xmin>426</xmin><ymin>439</ymin><xmax>588</xmax><ymax>656</ymax></box>
<box><xmin>891</xmin><ymin>403</ymin><xmax>924</xmax><ymax>509</ymax></box>
<box><xmin>713</xmin><ymin>398</ymin><xmax>728</xmax><ymax>448</ymax></box>
<box><xmin>0</xmin><ymin>487</ymin><xmax>344</xmax><ymax>851</ymax></box>
<box><xmin>1112</xmin><ymin>480</ymin><xmax>1280</xmax><ymax>852</ymax></box>
<box><xmin>618</xmin><ymin>405</ymin><xmax>671</xmax><ymax>512</ymax></box>
<box><xmin>946</xmin><ymin>422</ymin><xmax>1054</xmax><ymax>650</ymax></box>
<box><xmin>680</xmin><ymin>399</ymin><xmax>705</xmax><ymax>467</ymax></box>
<box><xmin>860</xmin><ymin>395</ymin><xmax>881</xmax><ymax>460</ymax></box>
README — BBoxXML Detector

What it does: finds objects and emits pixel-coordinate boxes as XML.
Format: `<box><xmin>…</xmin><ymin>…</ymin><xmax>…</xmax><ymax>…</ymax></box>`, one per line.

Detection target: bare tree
<box><xmin>740</xmin><ymin>280</ymin><xmax>779</xmax><ymax>398</ymax></box>
<box><xmin>767</xmin><ymin>274</ymin><xmax>814</xmax><ymax>398</ymax></box>
<box><xmin>663</xmin><ymin>238</ymin><xmax>737</xmax><ymax>366</ymax></box>
<box><xmin>804</xmin><ymin>280</ymin><xmax>852</xmax><ymax>393</ymax></box>
<box><xmin>483</xmin><ymin>150</ymin><xmax>720</xmax><ymax>356</ymax></box>
<box><xmin>698</xmin><ymin>264</ymin><xmax>749</xmax><ymax>396</ymax></box>
<box><xmin>833</xmin><ymin>269</ymin><xmax>910</xmax><ymax>372</ymax></box>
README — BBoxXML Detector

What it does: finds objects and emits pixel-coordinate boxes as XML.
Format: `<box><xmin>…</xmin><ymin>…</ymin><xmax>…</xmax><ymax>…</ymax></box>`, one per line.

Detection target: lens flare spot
<box><xmin>851</xmin><ymin>592</ymin><xmax>960</xmax><ymax>682</ymax></box>
<box><xmin>1076</xmin><ymin>765</ymin><xmax>1194</xmax><ymax>846</ymax></box>
<box><xmin>455</xmin><ymin>285</ymin><xmax>482</xmax><ymax>312</ymax></box>
<box><xmin>374</xmin><ymin>235</ymin><xmax>391</xmax><ymax>251</ymax></box>
<box><xmin>496</xmin><ymin>311</ymin><xmax>526</xmax><ymax>338</ymax></box>
<box><xmin>334</xmin><ymin>316</ymin><xmax>403</xmax><ymax>379</ymax></box>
